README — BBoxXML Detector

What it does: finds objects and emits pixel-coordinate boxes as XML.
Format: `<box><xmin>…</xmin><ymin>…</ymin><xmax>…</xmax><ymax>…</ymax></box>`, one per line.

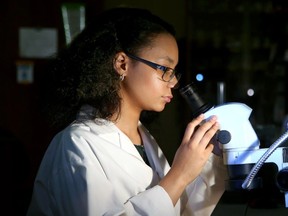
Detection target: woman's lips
<box><xmin>163</xmin><ymin>96</ymin><xmax>173</xmax><ymax>103</ymax></box>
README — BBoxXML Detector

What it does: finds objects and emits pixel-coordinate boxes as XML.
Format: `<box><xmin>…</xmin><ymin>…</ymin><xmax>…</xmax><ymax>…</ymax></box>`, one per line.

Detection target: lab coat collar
<box><xmin>86</xmin><ymin>118</ymin><xmax>143</xmax><ymax>161</ymax></box>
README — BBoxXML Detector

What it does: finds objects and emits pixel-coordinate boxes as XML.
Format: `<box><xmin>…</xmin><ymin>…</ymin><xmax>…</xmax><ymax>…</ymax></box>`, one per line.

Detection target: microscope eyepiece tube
<box><xmin>179</xmin><ymin>83</ymin><xmax>213</xmax><ymax>118</ymax></box>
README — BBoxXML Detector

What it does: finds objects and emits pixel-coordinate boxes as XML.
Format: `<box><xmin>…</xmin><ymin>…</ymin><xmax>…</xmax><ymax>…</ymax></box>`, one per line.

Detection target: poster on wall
<box><xmin>16</xmin><ymin>60</ymin><xmax>34</xmax><ymax>84</ymax></box>
<box><xmin>19</xmin><ymin>27</ymin><xmax>58</xmax><ymax>59</ymax></box>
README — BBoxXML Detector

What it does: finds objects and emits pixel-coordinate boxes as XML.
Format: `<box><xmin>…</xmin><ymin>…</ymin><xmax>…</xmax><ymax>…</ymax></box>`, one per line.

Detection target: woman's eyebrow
<box><xmin>157</xmin><ymin>56</ymin><xmax>176</xmax><ymax>64</ymax></box>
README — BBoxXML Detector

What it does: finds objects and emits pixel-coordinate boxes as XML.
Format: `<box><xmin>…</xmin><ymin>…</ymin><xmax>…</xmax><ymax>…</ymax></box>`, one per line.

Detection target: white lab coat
<box><xmin>27</xmin><ymin>108</ymin><xmax>227</xmax><ymax>216</ymax></box>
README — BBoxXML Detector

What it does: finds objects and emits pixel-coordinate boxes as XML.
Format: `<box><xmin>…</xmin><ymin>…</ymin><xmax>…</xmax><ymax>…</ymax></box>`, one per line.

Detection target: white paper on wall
<box><xmin>19</xmin><ymin>27</ymin><xmax>58</xmax><ymax>58</ymax></box>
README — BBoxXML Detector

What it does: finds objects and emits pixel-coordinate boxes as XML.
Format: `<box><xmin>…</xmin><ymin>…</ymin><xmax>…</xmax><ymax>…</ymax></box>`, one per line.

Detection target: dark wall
<box><xmin>0</xmin><ymin>1</ymin><xmax>103</xmax><ymax>215</ymax></box>
<box><xmin>1</xmin><ymin>1</ymin><xmax>288</xmax><ymax>215</ymax></box>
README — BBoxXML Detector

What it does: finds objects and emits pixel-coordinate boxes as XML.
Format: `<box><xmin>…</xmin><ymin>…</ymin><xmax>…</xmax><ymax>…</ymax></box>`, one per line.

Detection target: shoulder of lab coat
<box><xmin>27</xmin><ymin>119</ymin><xmax>180</xmax><ymax>216</ymax></box>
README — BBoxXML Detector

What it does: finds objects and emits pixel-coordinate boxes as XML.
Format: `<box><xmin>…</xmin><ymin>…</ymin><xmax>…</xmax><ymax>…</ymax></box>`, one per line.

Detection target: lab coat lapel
<box><xmin>89</xmin><ymin>122</ymin><xmax>155</xmax><ymax>186</ymax></box>
<box><xmin>138</xmin><ymin>123</ymin><xmax>171</xmax><ymax>178</ymax></box>
<box><xmin>86</xmin><ymin>119</ymin><xmax>168</xmax><ymax>183</ymax></box>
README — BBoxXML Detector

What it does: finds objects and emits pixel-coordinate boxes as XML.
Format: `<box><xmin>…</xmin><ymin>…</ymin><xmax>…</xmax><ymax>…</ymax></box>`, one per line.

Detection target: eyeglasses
<box><xmin>126</xmin><ymin>53</ymin><xmax>181</xmax><ymax>83</ymax></box>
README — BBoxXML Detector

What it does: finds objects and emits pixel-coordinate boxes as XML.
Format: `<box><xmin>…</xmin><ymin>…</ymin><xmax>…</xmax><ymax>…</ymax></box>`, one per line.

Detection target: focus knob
<box><xmin>276</xmin><ymin>167</ymin><xmax>288</xmax><ymax>191</ymax></box>
<box><xmin>217</xmin><ymin>130</ymin><xmax>231</xmax><ymax>144</ymax></box>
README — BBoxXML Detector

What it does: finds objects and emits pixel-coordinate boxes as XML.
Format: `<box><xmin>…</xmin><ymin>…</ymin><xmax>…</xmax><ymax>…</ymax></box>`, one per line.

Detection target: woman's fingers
<box><xmin>192</xmin><ymin>117</ymin><xmax>219</xmax><ymax>147</ymax></box>
<box><xmin>182</xmin><ymin>114</ymin><xmax>219</xmax><ymax>147</ymax></box>
<box><xmin>182</xmin><ymin>114</ymin><xmax>205</xmax><ymax>143</ymax></box>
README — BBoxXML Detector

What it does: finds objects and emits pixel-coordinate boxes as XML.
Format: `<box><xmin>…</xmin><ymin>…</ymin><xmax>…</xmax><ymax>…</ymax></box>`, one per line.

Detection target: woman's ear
<box><xmin>113</xmin><ymin>52</ymin><xmax>128</xmax><ymax>76</ymax></box>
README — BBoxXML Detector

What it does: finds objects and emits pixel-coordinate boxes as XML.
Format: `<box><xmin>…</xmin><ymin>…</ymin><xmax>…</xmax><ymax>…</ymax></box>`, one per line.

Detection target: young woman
<box><xmin>27</xmin><ymin>7</ymin><xmax>227</xmax><ymax>216</ymax></box>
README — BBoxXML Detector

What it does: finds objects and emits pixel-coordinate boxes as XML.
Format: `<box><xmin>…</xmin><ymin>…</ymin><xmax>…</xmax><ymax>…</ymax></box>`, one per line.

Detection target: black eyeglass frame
<box><xmin>125</xmin><ymin>53</ymin><xmax>181</xmax><ymax>83</ymax></box>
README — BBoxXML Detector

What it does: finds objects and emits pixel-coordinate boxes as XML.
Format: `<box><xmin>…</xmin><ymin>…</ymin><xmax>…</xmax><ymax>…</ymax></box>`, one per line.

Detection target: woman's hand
<box><xmin>173</xmin><ymin>114</ymin><xmax>219</xmax><ymax>183</ymax></box>
<box><xmin>159</xmin><ymin>114</ymin><xmax>219</xmax><ymax>205</ymax></box>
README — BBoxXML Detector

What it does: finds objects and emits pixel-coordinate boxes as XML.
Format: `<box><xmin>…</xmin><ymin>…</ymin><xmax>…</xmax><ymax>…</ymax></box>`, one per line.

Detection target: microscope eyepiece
<box><xmin>179</xmin><ymin>83</ymin><xmax>213</xmax><ymax>118</ymax></box>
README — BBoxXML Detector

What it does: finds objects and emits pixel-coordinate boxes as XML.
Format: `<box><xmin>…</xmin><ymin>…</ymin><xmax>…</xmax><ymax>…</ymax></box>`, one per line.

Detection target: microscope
<box><xmin>180</xmin><ymin>83</ymin><xmax>288</xmax><ymax>207</ymax></box>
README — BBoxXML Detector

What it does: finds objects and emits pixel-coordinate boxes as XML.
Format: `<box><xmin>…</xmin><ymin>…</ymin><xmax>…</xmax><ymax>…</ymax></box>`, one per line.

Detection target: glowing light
<box><xmin>196</xmin><ymin>73</ymin><xmax>204</xmax><ymax>81</ymax></box>
<box><xmin>247</xmin><ymin>88</ymin><xmax>254</xmax><ymax>96</ymax></box>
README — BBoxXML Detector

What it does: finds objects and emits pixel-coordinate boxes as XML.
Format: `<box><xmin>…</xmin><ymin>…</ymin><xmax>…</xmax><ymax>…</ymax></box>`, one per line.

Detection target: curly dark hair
<box><xmin>44</xmin><ymin>7</ymin><xmax>176</xmax><ymax>129</ymax></box>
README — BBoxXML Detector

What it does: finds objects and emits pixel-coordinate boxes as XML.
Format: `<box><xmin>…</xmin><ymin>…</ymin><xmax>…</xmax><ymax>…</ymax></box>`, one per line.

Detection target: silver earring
<box><xmin>119</xmin><ymin>74</ymin><xmax>125</xmax><ymax>81</ymax></box>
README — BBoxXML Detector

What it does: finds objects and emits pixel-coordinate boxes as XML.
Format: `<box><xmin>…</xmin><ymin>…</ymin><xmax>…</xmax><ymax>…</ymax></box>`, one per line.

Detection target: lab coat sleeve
<box><xmin>51</xmin><ymin>163</ymin><xmax>176</xmax><ymax>216</ymax></box>
<box><xmin>125</xmin><ymin>185</ymin><xmax>178</xmax><ymax>216</ymax></box>
<box><xmin>27</xmin><ymin>128</ymin><xmax>179</xmax><ymax>216</ymax></box>
<box><xmin>181</xmin><ymin>154</ymin><xmax>228</xmax><ymax>216</ymax></box>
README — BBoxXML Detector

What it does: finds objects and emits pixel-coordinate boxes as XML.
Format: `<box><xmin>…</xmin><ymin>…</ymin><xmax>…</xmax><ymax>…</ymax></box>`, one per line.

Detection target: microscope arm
<box><xmin>223</xmin><ymin>130</ymin><xmax>288</xmax><ymax>208</ymax></box>
<box><xmin>241</xmin><ymin>130</ymin><xmax>288</xmax><ymax>189</ymax></box>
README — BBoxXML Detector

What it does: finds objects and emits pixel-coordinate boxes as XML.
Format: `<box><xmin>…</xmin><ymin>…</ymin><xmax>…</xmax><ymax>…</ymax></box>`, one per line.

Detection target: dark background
<box><xmin>1</xmin><ymin>0</ymin><xmax>288</xmax><ymax>215</ymax></box>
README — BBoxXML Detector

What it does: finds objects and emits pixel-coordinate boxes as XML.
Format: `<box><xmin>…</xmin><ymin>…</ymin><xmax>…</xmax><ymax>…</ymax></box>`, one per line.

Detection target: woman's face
<box><xmin>120</xmin><ymin>33</ymin><xmax>179</xmax><ymax>113</ymax></box>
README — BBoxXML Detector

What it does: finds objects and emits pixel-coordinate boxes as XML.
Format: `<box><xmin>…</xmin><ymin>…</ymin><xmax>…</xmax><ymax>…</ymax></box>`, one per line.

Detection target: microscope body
<box><xmin>204</xmin><ymin>102</ymin><xmax>288</xmax><ymax>207</ymax></box>
<box><xmin>180</xmin><ymin>83</ymin><xmax>288</xmax><ymax>207</ymax></box>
